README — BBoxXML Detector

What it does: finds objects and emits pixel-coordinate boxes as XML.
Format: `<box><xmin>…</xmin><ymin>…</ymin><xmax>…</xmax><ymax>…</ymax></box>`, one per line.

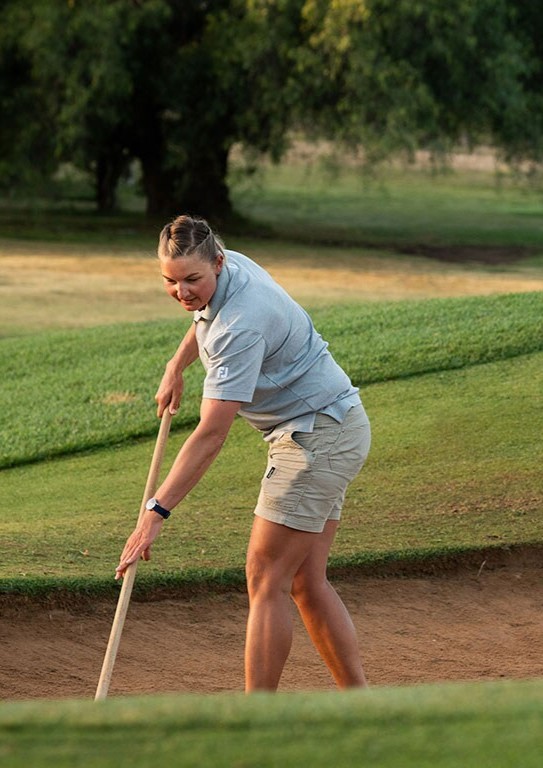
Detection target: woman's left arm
<box><xmin>155</xmin><ymin>397</ymin><xmax>241</xmax><ymax>509</ymax></box>
<box><xmin>115</xmin><ymin>397</ymin><xmax>241</xmax><ymax>579</ymax></box>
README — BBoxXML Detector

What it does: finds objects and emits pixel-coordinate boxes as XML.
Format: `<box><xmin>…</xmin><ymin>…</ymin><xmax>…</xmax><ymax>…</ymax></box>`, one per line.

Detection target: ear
<box><xmin>215</xmin><ymin>253</ymin><xmax>224</xmax><ymax>274</ymax></box>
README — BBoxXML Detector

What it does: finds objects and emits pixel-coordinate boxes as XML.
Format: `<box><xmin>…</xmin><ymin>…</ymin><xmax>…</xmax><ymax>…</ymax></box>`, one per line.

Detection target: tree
<box><xmin>11</xmin><ymin>0</ymin><xmax>305</xmax><ymax>216</ymax></box>
<box><xmin>294</xmin><ymin>0</ymin><xmax>530</xmax><ymax>162</ymax></box>
<box><xmin>0</xmin><ymin>1</ymin><xmax>56</xmax><ymax>192</ymax></box>
<box><xmin>21</xmin><ymin>0</ymin><xmax>167</xmax><ymax>213</ymax></box>
<box><xmin>492</xmin><ymin>0</ymin><xmax>543</xmax><ymax>167</ymax></box>
<box><xmin>2</xmin><ymin>0</ymin><xmax>543</xmax><ymax>215</ymax></box>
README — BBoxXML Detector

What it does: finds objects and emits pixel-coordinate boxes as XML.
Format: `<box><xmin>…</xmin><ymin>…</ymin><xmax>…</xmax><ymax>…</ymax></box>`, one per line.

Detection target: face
<box><xmin>160</xmin><ymin>253</ymin><xmax>224</xmax><ymax>311</ymax></box>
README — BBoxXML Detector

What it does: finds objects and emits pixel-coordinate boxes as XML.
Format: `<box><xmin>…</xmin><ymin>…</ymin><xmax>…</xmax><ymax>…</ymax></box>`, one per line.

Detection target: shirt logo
<box><xmin>217</xmin><ymin>366</ymin><xmax>229</xmax><ymax>380</ymax></box>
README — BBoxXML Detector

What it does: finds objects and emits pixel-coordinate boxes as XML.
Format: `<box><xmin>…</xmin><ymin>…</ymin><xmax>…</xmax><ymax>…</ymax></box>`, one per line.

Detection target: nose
<box><xmin>177</xmin><ymin>284</ymin><xmax>191</xmax><ymax>301</ymax></box>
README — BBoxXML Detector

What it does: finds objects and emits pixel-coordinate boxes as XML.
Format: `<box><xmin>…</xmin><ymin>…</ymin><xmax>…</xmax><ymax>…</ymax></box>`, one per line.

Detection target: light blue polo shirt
<box><xmin>193</xmin><ymin>250</ymin><xmax>362</xmax><ymax>439</ymax></box>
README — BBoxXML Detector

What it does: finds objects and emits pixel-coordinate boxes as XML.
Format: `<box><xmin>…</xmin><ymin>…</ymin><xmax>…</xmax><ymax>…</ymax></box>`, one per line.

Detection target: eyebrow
<box><xmin>162</xmin><ymin>271</ymin><xmax>201</xmax><ymax>280</ymax></box>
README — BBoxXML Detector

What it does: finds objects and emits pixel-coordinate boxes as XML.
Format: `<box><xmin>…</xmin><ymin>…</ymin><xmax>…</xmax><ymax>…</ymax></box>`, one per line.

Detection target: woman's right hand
<box><xmin>115</xmin><ymin>509</ymin><xmax>164</xmax><ymax>580</ymax></box>
<box><xmin>155</xmin><ymin>359</ymin><xmax>184</xmax><ymax>417</ymax></box>
<box><xmin>155</xmin><ymin>324</ymin><xmax>199</xmax><ymax>417</ymax></box>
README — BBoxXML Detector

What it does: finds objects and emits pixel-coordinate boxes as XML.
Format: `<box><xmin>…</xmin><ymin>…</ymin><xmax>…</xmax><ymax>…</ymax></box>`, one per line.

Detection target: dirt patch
<box><xmin>2</xmin><ymin>548</ymin><xmax>542</xmax><ymax>700</ymax></box>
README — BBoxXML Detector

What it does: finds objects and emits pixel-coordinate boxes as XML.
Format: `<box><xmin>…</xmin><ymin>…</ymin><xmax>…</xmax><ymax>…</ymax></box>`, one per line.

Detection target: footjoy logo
<box><xmin>217</xmin><ymin>366</ymin><xmax>229</xmax><ymax>380</ymax></box>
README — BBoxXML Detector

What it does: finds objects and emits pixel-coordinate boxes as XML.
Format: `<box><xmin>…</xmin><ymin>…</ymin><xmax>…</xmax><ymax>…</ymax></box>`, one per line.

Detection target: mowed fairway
<box><xmin>1</xmin><ymin>165</ymin><xmax>543</xmax><ymax>766</ymax></box>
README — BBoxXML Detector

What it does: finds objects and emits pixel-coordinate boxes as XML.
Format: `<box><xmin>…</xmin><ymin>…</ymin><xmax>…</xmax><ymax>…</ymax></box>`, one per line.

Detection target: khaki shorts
<box><xmin>254</xmin><ymin>404</ymin><xmax>371</xmax><ymax>533</ymax></box>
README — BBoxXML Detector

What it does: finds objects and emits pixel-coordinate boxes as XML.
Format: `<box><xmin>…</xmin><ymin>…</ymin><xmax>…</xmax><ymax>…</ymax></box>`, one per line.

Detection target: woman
<box><xmin>116</xmin><ymin>215</ymin><xmax>371</xmax><ymax>691</ymax></box>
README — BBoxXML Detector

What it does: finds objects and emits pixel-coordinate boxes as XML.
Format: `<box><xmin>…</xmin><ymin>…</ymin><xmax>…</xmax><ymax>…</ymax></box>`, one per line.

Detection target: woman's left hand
<box><xmin>115</xmin><ymin>511</ymin><xmax>164</xmax><ymax>580</ymax></box>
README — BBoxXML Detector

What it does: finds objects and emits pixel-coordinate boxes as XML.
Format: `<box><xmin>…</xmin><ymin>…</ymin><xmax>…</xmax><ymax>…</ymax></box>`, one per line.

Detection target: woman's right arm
<box><xmin>155</xmin><ymin>323</ymin><xmax>199</xmax><ymax>417</ymax></box>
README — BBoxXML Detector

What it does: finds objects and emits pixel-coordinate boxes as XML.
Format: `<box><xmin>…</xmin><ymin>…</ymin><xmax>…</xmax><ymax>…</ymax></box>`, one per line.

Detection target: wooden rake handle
<box><xmin>94</xmin><ymin>410</ymin><xmax>173</xmax><ymax>701</ymax></box>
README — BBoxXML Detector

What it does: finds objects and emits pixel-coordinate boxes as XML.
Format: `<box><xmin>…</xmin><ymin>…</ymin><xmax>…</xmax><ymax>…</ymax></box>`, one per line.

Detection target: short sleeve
<box><xmin>202</xmin><ymin>329</ymin><xmax>266</xmax><ymax>403</ymax></box>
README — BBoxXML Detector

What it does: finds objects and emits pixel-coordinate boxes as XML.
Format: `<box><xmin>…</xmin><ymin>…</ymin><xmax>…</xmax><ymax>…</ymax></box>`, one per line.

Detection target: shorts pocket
<box><xmin>328</xmin><ymin>421</ymin><xmax>371</xmax><ymax>476</ymax></box>
<box><xmin>260</xmin><ymin>434</ymin><xmax>316</xmax><ymax>512</ymax></box>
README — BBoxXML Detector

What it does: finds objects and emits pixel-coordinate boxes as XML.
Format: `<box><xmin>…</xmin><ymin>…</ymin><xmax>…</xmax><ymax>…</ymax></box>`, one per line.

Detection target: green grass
<box><xmin>0</xmin><ymin>172</ymin><xmax>541</xmax><ymax>590</ymax></box>
<box><xmin>2</xmin><ymin>680</ymin><xmax>543</xmax><ymax>767</ymax></box>
<box><xmin>3</xmin><ymin>154</ymin><xmax>543</xmax><ymax>262</ymax></box>
<box><xmin>1</xmin><ymin>167</ymin><xmax>541</xmax><ymax>591</ymax></box>
<box><xmin>1</xmin><ymin>350</ymin><xmax>540</xmax><ymax>588</ymax></box>
<box><xmin>2</xmin><ymin>153</ymin><xmax>542</xmax><ymax>764</ymax></box>
<box><xmin>230</xmin><ymin>159</ymin><xmax>543</xmax><ymax>254</ymax></box>
<box><xmin>1</xmin><ymin>292</ymin><xmax>541</xmax><ymax>469</ymax></box>
<box><xmin>0</xmin><ymin>202</ymin><xmax>158</xmax><ymax>246</ymax></box>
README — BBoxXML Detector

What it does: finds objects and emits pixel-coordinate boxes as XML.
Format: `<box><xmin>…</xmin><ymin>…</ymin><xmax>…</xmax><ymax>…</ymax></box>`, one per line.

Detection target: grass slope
<box><xmin>1</xmin><ymin>351</ymin><xmax>540</xmax><ymax>588</ymax></box>
<box><xmin>1</xmin><ymin>680</ymin><xmax>543</xmax><ymax>767</ymax></box>
<box><xmin>1</xmin><ymin>291</ymin><xmax>542</xmax><ymax>469</ymax></box>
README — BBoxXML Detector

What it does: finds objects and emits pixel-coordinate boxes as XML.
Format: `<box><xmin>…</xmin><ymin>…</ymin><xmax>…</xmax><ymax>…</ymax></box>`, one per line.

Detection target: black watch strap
<box><xmin>145</xmin><ymin>497</ymin><xmax>171</xmax><ymax>519</ymax></box>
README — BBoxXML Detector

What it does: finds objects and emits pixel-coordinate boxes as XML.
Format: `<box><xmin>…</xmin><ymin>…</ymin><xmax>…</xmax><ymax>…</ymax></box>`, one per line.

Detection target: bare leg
<box><xmin>291</xmin><ymin>520</ymin><xmax>367</xmax><ymax>688</ymax></box>
<box><xmin>244</xmin><ymin>517</ymin><xmax>367</xmax><ymax>692</ymax></box>
<box><xmin>244</xmin><ymin>517</ymin><xmax>319</xmax><ymax>692</ymax></box>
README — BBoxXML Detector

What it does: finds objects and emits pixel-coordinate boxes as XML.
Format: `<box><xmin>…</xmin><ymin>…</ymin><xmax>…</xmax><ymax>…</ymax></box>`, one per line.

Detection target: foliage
<box><xmin>0</xmin><ymin>0</ymin><xmax>306</xmax><ymax>216</ymax></box>
<box><xmin>295</xmin><ymin>0</ymin><xmax>529</xmax><ymax>160</ymax></box>
<box><xmin>0</xmin><ymin>1</ymin><xmax>57</xmax><ymax>191</ymax></box>
<box><xmin>494</xmin><ymin>0</ymin><xmax>543</xmax><ymax>166</ymax></box>
<box><xmin>2</xmin><ymin>1</ymin><xmax>543</xmax><ymax>214</ymax></box>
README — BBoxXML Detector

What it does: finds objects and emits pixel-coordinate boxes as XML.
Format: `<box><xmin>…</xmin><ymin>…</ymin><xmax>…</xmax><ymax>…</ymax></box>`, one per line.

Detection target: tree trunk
<box><xmin>179</xmin><ymin>145</ymin><xmax>232</xmax><ymax>219</ymax></box>
<box><xmin>141</xmin><ymin>160</ymin><xmax>177</xmax><ymax>218</ymax></box>
<box><xmin>95</xmin><ymin>152</ymin><xmax>126</xmax><ymax>213</ymax></box>
<box><xmin>141</xmin><ymin>144</ymin><xmax>233</xmax><ymax>220</ymax></box>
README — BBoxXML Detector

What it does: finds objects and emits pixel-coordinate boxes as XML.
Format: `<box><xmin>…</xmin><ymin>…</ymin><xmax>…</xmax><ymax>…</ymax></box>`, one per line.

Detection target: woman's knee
<box><xmin>246</xmin><ymin>548</ymin><xmax>291</xmax><ymax>600</ymax></box>
<box><xmin>245</xmin><ymin>548</ymin><xmax>266</xmax><ymax>596</ymax></box>
<box><xmin>291</xmin><ymin>570</ymin><xmax>328</xmax><ymax>608</ymax></box>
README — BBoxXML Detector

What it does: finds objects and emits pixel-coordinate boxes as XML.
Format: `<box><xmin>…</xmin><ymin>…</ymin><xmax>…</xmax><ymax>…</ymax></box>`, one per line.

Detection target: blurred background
<box><xmin>1</xmin><ymin>0</ymin><xmax>542</xmax><ymax>235</ymax></box>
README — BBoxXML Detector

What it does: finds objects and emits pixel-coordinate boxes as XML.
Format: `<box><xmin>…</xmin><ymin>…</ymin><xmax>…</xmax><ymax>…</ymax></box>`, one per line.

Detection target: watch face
<box><xmin>146</xmin><ymin>498</ymin><xmax>157</xmax><ymax>510</ymax></box>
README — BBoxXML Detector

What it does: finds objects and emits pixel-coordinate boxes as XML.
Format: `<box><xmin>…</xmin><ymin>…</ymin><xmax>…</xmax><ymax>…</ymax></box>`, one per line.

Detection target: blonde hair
<box><xmin>158</xmin><ymin>215</ymin><xmax>225</xmax><ymax>264</ymax></box>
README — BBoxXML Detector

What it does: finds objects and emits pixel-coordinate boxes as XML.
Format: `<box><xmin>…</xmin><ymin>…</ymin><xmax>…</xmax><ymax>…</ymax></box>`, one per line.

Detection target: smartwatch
<box><xmin>145</xmin><ymin>497</ymin><xmax>171</xmax><ymax>519</ymax></box>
